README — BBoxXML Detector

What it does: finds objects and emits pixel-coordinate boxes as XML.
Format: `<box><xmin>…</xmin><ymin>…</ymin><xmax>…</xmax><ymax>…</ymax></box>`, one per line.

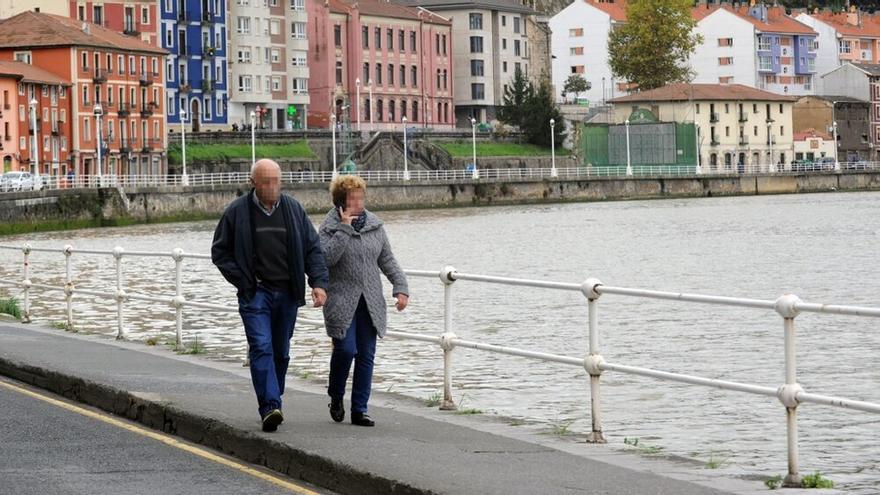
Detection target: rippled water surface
<box><xmin>2</xmin><ymin>192</ymin><xmax>880</xmax><ymax>492</ymax></box>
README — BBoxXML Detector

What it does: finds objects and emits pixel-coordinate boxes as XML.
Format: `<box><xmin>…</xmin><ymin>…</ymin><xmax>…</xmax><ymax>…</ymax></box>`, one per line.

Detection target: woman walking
<box><xmin>319</xmin><ymin>175</ymin><xmax>408</xmax><ymax>426</ymax></box>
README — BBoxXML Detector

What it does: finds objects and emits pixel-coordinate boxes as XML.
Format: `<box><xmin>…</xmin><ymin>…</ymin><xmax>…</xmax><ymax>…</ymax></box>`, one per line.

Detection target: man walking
<box><xmin>212</xmin><ymin>159</ymin><xmax>328</xmax><ymax>432</ymax></box>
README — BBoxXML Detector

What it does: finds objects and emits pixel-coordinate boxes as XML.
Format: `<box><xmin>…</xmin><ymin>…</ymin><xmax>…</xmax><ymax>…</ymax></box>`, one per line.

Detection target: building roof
<box><xmin>693</xmin><ymin>5</ymin><xmax>814</xmax><ymax>35</ymax></box>
<box><xmin>396</xmin><ymin>0</ymin><xmax>535</xmax><ymax>16</ymax></box>
<box><xmin>609</xmin><ymin>83</ymin><xmax>797</xmax><ymax>103</ymax></box>
<box><xmin>851</xmin><ymin>62</ymin><xmax>880</xmax><ymax>76</ymax></box>
<box><xmin>0</xmin><ymin>60</ymin><xmax>68</xmax><ymax>85</ymax></box>
<box><xmin>794</xmin><ymin>128</ymin><xmax>832</xmax><ymax>141</ymax></box>
<box><xmin>0</xmin><ymin>11</ymin><xmax>166</xmax><ymax>55</ymax></box>
<box><xmin>809</xmin><ymin>94</ymin><xmax>868</xmax><ymax>103</ymax></box>
<box><xmin>810</xmin><ymin>11</ymin><xmax>880</xmax><ymax>38</ymax></box>
<box><xmin>333</xmin><ymin>0</ymin><xmax>451</xmax><ymax>24</ymax></box>
<box><xmin>584</xmin><ymin>0</ymin><xmax>627</xmax><ymax>22</ymax></box>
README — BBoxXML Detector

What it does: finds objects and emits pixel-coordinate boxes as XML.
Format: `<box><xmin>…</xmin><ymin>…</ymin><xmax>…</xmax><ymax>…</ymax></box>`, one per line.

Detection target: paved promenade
<box><xmin>0</xmin><ymin>322</ymin><xmax>828</xmax><ymax>494</ymax></box>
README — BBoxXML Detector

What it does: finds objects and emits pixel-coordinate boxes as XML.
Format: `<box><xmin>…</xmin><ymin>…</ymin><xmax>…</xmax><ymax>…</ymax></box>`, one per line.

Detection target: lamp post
<box><xmin>695</xmin><ymin>123</ymin><xmax>702</xmax><ymax>175</ymax></box>
<box><xmin>625</xmin><ymin>118</ymin><xmax>633</xmax><ymax>177</ymax></box>
<box><xmin>368</xmin><ymin>79</ymin><xmax>374</xmax><ymax>132</ymax></box>
<box><xmin>94</xmin><ymin>103</ymin><xmax>103</xmax><ymax>181</ymax></box>
<box><xmin>330</xmin><ymin>114</ymin><xmax>337</xmax><ymax>178</ymax></box>
<box><xmin>768</xmin><ymin>122</ymin><xmax>774</xmax><ymax>173</ymax></box>
<box><xmin>832</xmin><ymin>120</ymin><xmax>840</xmax><ymax>171</ymax></box>
<box><xmin>250</xmin><ymin>110</ymin><xmax>256</xmax><ymax>167</ymax></box>
<box><xmin>356</xmin><ymin>78</ymin><xmax>361</xmax><ymax>132</ymax></box>
<box><xmin>470</xmin><ymin>117</ymin><xmax>478</xmax><ymax>179</ymax></box>
<box><xmin>550</xmin><ymin>118</ymin><xmax>557</xmax><ymax>178</ymax></box>
<box><xmin>180</xmin><ymin>109</ymin><xmax>189</xmax><ymax>185</ymax></box>
<box><xmin>402</xmin><ymin>116</ymin><xmax>409</xmax><ymax>180</ymax></box>
<box><xmin>29</xmin><ymin>98</ymin><xmax>39</xmax><ymax>179</ymax></box>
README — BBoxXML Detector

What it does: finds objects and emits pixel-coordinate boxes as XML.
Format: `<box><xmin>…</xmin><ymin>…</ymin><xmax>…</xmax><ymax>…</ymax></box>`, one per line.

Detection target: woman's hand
<box><xmin>395</xmin><ymin>294</ymin><xmax>408</xmax><ymax>312</ymax></box>
<box><xmin>339</xmin><ymin>206</ymin><xmax>355</xmax><ymax>225</ymax></box>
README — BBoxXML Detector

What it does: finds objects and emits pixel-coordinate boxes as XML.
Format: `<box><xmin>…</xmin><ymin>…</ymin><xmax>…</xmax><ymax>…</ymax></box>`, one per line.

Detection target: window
<box><xmin>758</xmin><ymin>36</ymin><xmax>771</xmax><ymax>51</ymax></box>
<box><xmin>239</xmin><ymin>75</ymin><xmax>252</xmax><ymax>92</ymax></box>
<box><xmin>779</xmin><ymin>104</ymin><xmax>783</xmax><ymax>113</ymax></box>
<box><xmin>375</xmin><ymin>27</ymin><xmax>381</xmax><ymax>49</ymax></box>
<box><xmin>291</xmin><ymin>22</ymin><xmax>306</xmax><ymax>39</ymax></box>
<box><xmin>118</xmin><ymin>55</ymin><xmax>124</xmax><ymax>74</ymax></box>
<box><xmin>388</xmin><ymin>64</ymin><xmax>394</xmax><ymax>85</ymax></box>
<box><xmin>471</xmin><ymin>60</ymin><xmax>484</xmax><ymax>76</ymax></box>
<box><xmin>502</xmin><ymin>39</ymin><xmax>507</xmax><ymax>50</ymax></box>
<box><xmin>204</xmin><ymin>97</ymin><xmax>212</xmax><ymax>119</ymax></box>
<box><xmin>377</xmin><ymin>99</ymin><xmax>383</xmax><ymax>121</ymax></box>
<box><xmin>129</xmin><ymin>56</ymin><xmax>136</xmax><ymax>74</ymax></box>
<box><xmin>436</xmin><ymin>34</ymin><xmax>440</xmax><ymax>54</ymax></box>
<box><xmin>270</xmin><ymin>19</ymin><xmax>280</xmax><ymax>35</ymax></box>
<box><xmin>780</xmin><ymin>126</ymin><xmax>784</xmax><ymax>136</ymax></box>
<box><xmin>570</xmin><ymin>47</ymin><xmax>584</xmax><ymax>56</ymax></box>
<box><xmin>569</xmin><ymin>27</ymin><xmax>583</xmax><ymax>37</ymax></box>
<box><xmin>376</xmin><ymin>63</ymin><xmax>382</xmax><ymax>84</ymax></box>
<box><xmin>336</xmin><ymin>61</ymin><xmax>343</xmax><ymax>84</ymax></box>
<box><xmin>401</xmin><ymin>100</ymin><xmax>407</xmax><ymax>119</ymax></box>
<box><xmin>838</xmin><ymin>40</ymin><xmax>851</xmax><ymax>54</ymax></box>
<box><xmin>719</xmin><ymin>57</ymin><xmax>734</xmax><ymax>65</ymax></box>
<box><xmin>571</xmin><ymin>65</ymin><xmax>584</xmax><ymax>74</ymax></box>
<box><xmin>513</xmin><ymin>16</ymin><xmax>520</xmax><ymax>34</ymax></box>
<box><xmin>81</xmin><ymin>51</ymin><xmax>88</xmax><ymax>70</ymax></box>
<box><xmin>237</xmin><ymin>17</ymin><xmax>251</xmax><ymax>34</ymax></box>
<box><xmin>399</xmin><ymin>30</ymin><xmax>405</xmax><ymax>52</ymax></box>
<box><xmin>217</xmin><ymin>96</ymin><xmax>224</xmax><ymax>116</ymax></box>
<box><xmin>290</xmin><ymin>0</ymin><xmax>305</xmax><ymax>10</ymax></box>
<box><xmin>413</xmin><ymin>101</ymin><xmax>419</xmax><ymax>121</ymax></box>
<box><xmin>363</xmin><ymin>63</ymin><xmax>370</xmax><ymax>83</ymax></box>
<box><xmin>334</xmin><ymin>25</ymin><xmax>342</xmax><ymax>47</ymax></box>
<box><xmin>503</xmin><ymin>61</ymin><xmax>507</xmax><ymax>73</ymax></box>
<box><xmin>78</xmin><ymin>5</ymin><xmax>85</xmax><ymax>20</ymax></box>
<box><xmin>387</xmin><ymin>28</ymin><xmax>393</xmax><ymax>50</ymax></box>
<box><xmin>410</xmin><ymin>31</ymin><xmax>417</xmax><ymax>52</ymax></box>
<box><xmin>718</xmin><ymin>37</ymin><xmax>734</xmax><ymax>47</ymax></box>
<box><xmin>442</xmin><ymin>69</ymin><xmax>447</xmax><ymax>89</ymax></box>
<box><xmin>362</xmin><ymin>26</ymin><xmax>369</xmax><ymax>48</ymax></box>
<box><xmin>272</xmin><ymin>77</ymin><xmax>281</xmax><ymax>92</ymax></box>
<box><xmin>514</xmin><ymin>40</ymin><xmax>521</xmax><ymax>57</ymax></box>
<box><xmin>292</xmin><ymin>55</ymin><xmax>306</xmax><ymax>66</ymax></box>
<box><xmin>471</xmin><ymin>83</ymin><xmax>484</xmax><ymax>100</ymax></box>
<box><xmin>82</xmin><ymin>85</ymin><xmax>90</xmax><ymax>105</ymax></box>
<box><xmin>469</xmin><ymin>13</ymin><xmax>483</xmax><ymax>30</ymax></box>
<box><xmin>470</xmin><ymin>36</ymin><xmax>483</xmax><ymax>53</ymax></box>
<box><xmin>84</xmin><ymin>117</ymin><xmax>91</xmax><ymax>141</ymax></box>
<box><xmin>400</xmin><ymin>65</ymin><xmax>406</xmax><ymax>86</ymax></box>
<box><xmin>411</xmin><ymin>65</ymin><xmax>417</xmax><ymax>87</ymax></box>
<box><xmin>238</xmin><ymin>48</ymin><xmax>251</xmax><ymax>63</ymax></box>
<box><xmin>759</xmin><ymin>56</ymin><xmax>772</xmax><ymax>71</ymax></box>
<box><xmin>389</xmin><ymin>100</ymin><xmax>395</xmax><ymax>121</ymax></box>
<box><xmin>442</xmin><ymin>34</ymin><xmax>447</xmax><ymax>55</ymax></box>
<box><xmin>142</xmin><ymin>6</ymin><xmax>149</xmax><ymax>24</ymax></box>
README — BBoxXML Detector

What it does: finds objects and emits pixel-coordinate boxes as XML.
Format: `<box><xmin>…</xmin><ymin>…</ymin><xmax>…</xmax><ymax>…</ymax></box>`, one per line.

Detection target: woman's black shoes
<box><xmin>351</xmin><ymin>412</ymin><xmax>375</xmax><ymax>427</ymax></box>
<box><xmin>329</xmin><ymin>399</ymin><xmax>345</xmax><ymax>423</ymax></box>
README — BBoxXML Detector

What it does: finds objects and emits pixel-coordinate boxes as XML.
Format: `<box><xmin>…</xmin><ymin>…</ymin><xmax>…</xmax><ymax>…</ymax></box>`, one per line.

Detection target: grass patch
<box><xmin>50</xmin><ymin>321</ymin><xmax>75</xmax><ymax>332</ymax></box>
<box><xmin>144</xmin><ymin>336</ymin><xmax>159</xmax><ymax>346</ymax></box>
<box><xmin>623</xmin><ymin>437</ymin><xmax>664</xmax><ymax>455</ymax></box>
<box><xmin>549</xmin><ymin>415</ymin><xmax>576</xmax><ymax>436</ymax></box>
<box><xmin>801</xmin><ymin>472</ymin><xmax>834</xmax><ymax>489</ymax></box>
<box><xmin>167</xmin><ymin>142</ymin><xmax>316</xmax><ymax>165</ymax></box>
<box><xmin>176</xmin><ymin>335</ymin><xmax>207</xmax><ymax>355</ymax></box>
<box><xmin>455</xmin><ymin>408</ymin><xmax>483</xmax><ymax>415</ymax></box>
<box><xmin>437</xmin><ymin>141</ymin><xmax>570</xmax><ymax>158</ymax></box>
<box><xmin>0</xmin><ymin>297</ymin><xmax>22</xmax><ymax>319</ymax></box>
<box><xmin>704</xmin><ymin>451</ymin><xmax>728</xmax><ymax>469</ymax></box>
<box><xmin>298</xmin><ymin>371</ymin><xmax>313</xmax><ymax>379</ymax></box>
<box><xmin>765</xmin><ymin>475</ymin><xmax>783</xmax><ymax>490</ymax></box>
<box><xmin>423</xmin><ymin>392</ymin><xmax>442</xmax><ymax>407</ymax></box>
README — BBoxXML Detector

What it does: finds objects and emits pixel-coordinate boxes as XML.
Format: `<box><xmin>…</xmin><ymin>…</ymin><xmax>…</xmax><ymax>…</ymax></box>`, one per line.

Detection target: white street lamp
<box><xmin>29</xmin><ymin>98</ymin><xmax>39</xmax><ymax>179</ymax></box>
<box><xmin>330</xmin><ymin>114</ymin><xmax>337</xmax><ymax>178</ymax></box>
<box><xmin>402</xmin><ymin>116</ymin><xmax>409</xmax><ymax>180</ymax></box>
<box><xmin>767</xmin><ymin>122</ymin><xmax>774</xmax><ymax>173</ymax></box>
<box><xmin>368</xmin><ymin>79</ymin><xmax>374</xmax><ymax>132</ymax></box>
<box><xmin>695</xmin><ymin>123</ymin><xmax>702</xmax><ymax>175</ymax></box>
<box><xmin>832</xmin><ymin>121</ymin><xmax>840</xmax><ymax>171</ymax></box>
<box><xmin>470</xmin><ymin>117</ymin><xmax>478</xmax><ymax>179</ymax></box>
<box><xmin>94</xmin><ymin>103</ymin><xmax>103</xmax><ymax>181</ymax></box>
<box><xmin>355</xmin><ymin>78</ymin><xmax>361</xmax><ymax>132</ymax></box>
<box><xmin>180</xmin><ymin>109</ymin><xmax>189</xmax><ymax>185</ymax></box>
<box><xmin>625</xmin><ymin>118</ymin><xmax>633</xmax><ymax>177</ymax></box>
<box><xmin>550</xmin><ymin>118</ymin><xmax>557</xmax><ymax>178</ymax></box>
<box><xmin>250</xmin><ymin>110</ymin><xmax>256</xmax><ymax>167</ymax></box>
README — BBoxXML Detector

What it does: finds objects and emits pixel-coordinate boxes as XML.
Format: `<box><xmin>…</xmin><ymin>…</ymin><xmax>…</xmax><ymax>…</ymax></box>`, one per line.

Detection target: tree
<box><xmin>522</xmin><ymin>72</ymin><xmax>565</xmax><ymax>148</ymax></box>
<box><xmin>562</xmin><ymin>74</ymin><xmax>590</xmax><ymax>103</ymax></box>
<box><xmin>607</xmin><ymin>0</ymin><xmax>702</xmax><ymax>91</ymax></box>
<box><xmin>498</xmin><ymin>66</ymin><xmax>533</xmax><ymax>130</ymax></box>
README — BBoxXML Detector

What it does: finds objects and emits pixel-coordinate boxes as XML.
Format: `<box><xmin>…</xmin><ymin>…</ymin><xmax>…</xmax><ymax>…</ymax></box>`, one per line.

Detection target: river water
<box><xmin>1</xmin><ymin>192</ymin><xmax>879</xmax><ymax>492</ymax></box>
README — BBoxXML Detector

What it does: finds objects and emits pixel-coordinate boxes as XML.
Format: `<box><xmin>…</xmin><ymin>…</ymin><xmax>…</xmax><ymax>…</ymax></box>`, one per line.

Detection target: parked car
<box><xmin>0</xmin><ymin>171</ymin><xmax>36</xmax><ymax>191</ymax></box>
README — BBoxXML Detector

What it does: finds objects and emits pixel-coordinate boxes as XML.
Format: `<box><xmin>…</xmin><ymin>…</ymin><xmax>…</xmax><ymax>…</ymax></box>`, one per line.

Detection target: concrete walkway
<box><xmin>0</xmin><ymin>322</ymin><xmax>799</xmax><ymax>495</ymax></box>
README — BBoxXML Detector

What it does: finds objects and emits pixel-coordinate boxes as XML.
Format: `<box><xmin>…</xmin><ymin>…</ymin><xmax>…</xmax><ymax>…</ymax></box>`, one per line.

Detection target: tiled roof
<box><xmin>0</xmin><ymin>60</ymin><xmax>68</xmax><ymax>85</ymax></box>
<box><xmin>334</xmin><ymin>0</ymin><xmax>451</xmax><ymax>24</ymax></box>
<box><xmin>584</xmin><ymin>0</ymin><xmax>627</xmax><ymax>22</ymax></box>
<box><xmin>793</xmin><ymin>128</ymin><xmax>832</xmax><ymax>141</ymax></box>
<box><xmin>731</xmin><ymin>5</ymin><xmax>816</xmax><ymax>35</ymax></box>
<box><xmin>609</xmin><ymin>83</ymin><xmax>797</xmax><ymax>103</ymax></box>
<box><xmin>0</xmin><ymin>11</ymin><xmax>166</xmax><ymax>55</ymax></box>
<box><xmin>810</xmin><ymin>11</ymin><xmax>880</xmax><ymax>38</ymax></box>
<box><xmin>851</xmin><ymin>62</ymin><xmax>880</xmax><ymax>76</ymax></box>
<box><xmin>396</xmin><ymin>0</ymin><xmax>534</xmax><ymax>15</ymax></box>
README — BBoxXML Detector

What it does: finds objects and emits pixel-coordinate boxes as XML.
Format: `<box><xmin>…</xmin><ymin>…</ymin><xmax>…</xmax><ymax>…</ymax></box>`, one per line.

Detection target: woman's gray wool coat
<box><xmin>319</xmin><ymin>209</ymin><xmax>409</xmax><ymax>340</ymax></box>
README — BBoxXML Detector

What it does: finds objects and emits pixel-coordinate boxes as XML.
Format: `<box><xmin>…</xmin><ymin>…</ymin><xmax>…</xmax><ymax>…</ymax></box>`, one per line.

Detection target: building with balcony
<box><xmin>610</xmin><ymin>83</ymin><xmax>795</xmax><ymax>172</ymax></box>
<box><xmin>818</xmin><ymin>63</ymin><xmax>880</xmax><ymax>160</ymax></box>
<box><xmin>160</xmin><ymin>0</ymin><xmax>229</xmax><ymax>131</ymax></box>
<box><xmin>0</xmin><ymin>61</ymin><xmax>72</xmax><ymax>175</ymax></box>
<box><xmin>306</xmin><ymin>0</ymin><xmax>454</xmax><ymax>130</ymax></box>
<box><xmin>0</xmin><ymin>11</ymin><xmax>169</xmax><ymax>177</ymax></box>
<box><xmin>229</xmin><ymin>0</ymin><xmax>309</xmax><ymax>131</ymax></box>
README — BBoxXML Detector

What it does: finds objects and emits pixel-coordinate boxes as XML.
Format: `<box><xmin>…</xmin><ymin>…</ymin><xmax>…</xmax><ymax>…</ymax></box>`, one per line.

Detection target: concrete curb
<box><xmin>0</xmin><ymin>355</ymin><xmax>432</xmax><ymax>495</ymax></box>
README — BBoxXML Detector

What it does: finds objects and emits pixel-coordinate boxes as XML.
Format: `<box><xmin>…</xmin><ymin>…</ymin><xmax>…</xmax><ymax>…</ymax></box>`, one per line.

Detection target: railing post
<box><xmin>113</xmin><ymin>246</ymin><xmax>127</xmax><ymax>340</ymax></box>
<box><xmin>63</xmin><ymin>245</ymin><xmax>74</xmax><ymax>330</ymax></box>
<box><xmin>439</xmin><ymin>265</ymin><xmax>458</xmax><ymax>411</ymax></box>
<box><xmin>21</xmin><ymin>244</ymin><xmax>31</xmax><ymax>323</ymax></box>
<box><xmin>171</xmin><ymin>248</ymin><xmax>186</xmax><ymax>348</ymax></box>
<box><xmin>774</xmin><ymin>294</ymin><xmax>804</xmax><ymax>488</ymax></box>
<box><xmin>582</xmin><ymin>278</ymin><xmax>607</xmax><ymax>443</ymax></box>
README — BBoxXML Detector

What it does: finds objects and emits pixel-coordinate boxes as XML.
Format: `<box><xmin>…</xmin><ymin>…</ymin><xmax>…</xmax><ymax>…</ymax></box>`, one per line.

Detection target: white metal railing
<box><xmin>3</xmin><ymin>162</ymin><xmax>880</xmax><ymax>193</ymax></box>
<box><xmin>1</xmin><ymin>243</ymin><xmax>879</xmax><ymax>488</ymax></box>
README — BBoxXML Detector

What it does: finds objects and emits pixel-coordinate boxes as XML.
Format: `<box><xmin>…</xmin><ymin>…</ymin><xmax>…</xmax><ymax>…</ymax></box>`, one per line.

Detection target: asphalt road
<box><xmin>0</xmin><ymin>377</ymin><xmax>331</xmax><ymax>495</ymax></box>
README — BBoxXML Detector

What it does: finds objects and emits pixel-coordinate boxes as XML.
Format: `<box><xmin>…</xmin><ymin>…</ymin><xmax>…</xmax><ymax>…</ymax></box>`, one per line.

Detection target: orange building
<box><xmin>0</xmin><ymin>61</ymin><xmax>72</xmax><ymax>175</ymax></box>
<box><xmin>0</xmin><ymin>11</ymin><xmax>168</xmax><ymax>177</ymax></box>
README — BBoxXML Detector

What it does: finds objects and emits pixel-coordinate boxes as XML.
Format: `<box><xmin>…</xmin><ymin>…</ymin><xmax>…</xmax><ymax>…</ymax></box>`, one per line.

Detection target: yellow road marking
<box><xmin>0</xmin><ymin>378</ymin><xmax>321</xmax><ymax>495</ymax></box>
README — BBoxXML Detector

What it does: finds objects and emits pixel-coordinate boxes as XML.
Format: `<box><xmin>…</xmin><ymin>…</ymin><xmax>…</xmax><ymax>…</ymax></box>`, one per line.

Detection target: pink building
<box><xmin>307</xmin><ymin>0</ymin><xmax>454</xmax><ymax>130</ymax></box>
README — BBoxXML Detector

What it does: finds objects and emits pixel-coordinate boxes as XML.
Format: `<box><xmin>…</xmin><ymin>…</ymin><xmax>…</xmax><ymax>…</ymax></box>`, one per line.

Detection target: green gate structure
<box><xmin>580</xmin><ymin>120</ymin><xmax>697</xmax><ymax>175</ymax></box>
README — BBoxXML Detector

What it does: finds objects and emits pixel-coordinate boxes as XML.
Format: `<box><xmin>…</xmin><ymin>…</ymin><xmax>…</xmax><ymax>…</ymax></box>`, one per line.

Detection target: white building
<box><xmin>549</xmin><ymin>0</ymin><xmax>628</xmax><ymax>106</ymax></box>
<box><xmin>690</xmin><ymin>7</ymin><xmax>757</xmax><ymax>86</ymax></box>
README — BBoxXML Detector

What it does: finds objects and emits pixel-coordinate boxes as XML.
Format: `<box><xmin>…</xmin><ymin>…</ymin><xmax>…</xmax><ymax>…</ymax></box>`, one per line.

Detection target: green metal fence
<box><xmin>580</xmin><ymin>122</ymin><xmax>697</xmax><ymax>175</ymax></box>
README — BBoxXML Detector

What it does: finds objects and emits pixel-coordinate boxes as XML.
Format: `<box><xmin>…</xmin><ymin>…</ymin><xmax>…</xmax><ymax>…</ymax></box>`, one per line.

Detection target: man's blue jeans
<box><xmin>238</xmin><ymin>286</ymin><xmax>299</xmax><ymax>417</ymax></box>
<box><xmin>328</xmin><ymin>296</ymin><xmax>376</xmax><ymax>414</ymax></box>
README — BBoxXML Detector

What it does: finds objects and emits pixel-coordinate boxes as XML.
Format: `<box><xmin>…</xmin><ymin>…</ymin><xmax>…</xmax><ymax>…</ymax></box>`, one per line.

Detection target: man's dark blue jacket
<box><xmin>211</xmin><ymin>189</ymin><xmax>329</xmax><ymax>306</ymax></box>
